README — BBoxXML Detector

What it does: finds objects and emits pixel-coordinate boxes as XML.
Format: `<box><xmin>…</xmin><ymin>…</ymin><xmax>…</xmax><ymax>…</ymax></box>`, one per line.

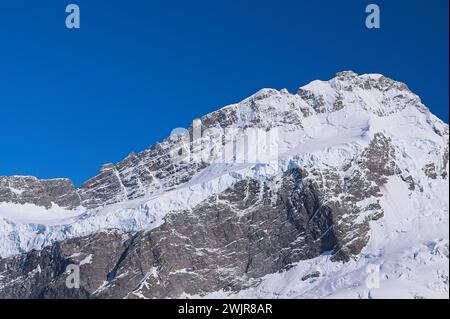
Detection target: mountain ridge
<box><xmin>1</xmin><ymin>71</ymin><xmax>445</xmax><ymax>210</ymax></box>
<box><xmin>0</xmin><ymin>71</ymin><xmax>448</xmax><ymax>299</ymax></box>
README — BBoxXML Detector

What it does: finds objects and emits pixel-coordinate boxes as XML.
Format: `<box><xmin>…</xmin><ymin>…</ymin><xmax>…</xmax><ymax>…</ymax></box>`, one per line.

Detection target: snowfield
<box><xmin>0</xmin><ymin>72</ymin><xmax>448</xmax><ymax>298</ymax></box>
<box><xmin>190</xmin><ymin>176</ymin><xmax>449</xmax><ymax>299</ymax></box>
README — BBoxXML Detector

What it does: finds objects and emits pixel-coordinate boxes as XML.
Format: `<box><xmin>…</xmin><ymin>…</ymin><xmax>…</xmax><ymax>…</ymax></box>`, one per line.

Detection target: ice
<box><xmin>0</xmin><ymin>72</ymin><xmax>448</xmax><ymax>298</ymax></box>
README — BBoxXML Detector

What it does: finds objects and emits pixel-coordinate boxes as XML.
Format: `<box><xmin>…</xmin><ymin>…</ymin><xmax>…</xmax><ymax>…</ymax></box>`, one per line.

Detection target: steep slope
<box><xmin>0</xmin><ymin>71</ymin><xmax>448</xmax><ymax>298</ymax></box>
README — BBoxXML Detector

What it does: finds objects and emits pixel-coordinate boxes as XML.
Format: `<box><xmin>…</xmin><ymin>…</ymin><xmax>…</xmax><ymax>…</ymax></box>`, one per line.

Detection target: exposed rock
<box><xmin>0</xmin><ymin>131</ymin><xmax>395</xmax><ymax>298</ymax></box>
<box><xmin>423</xmin><ymin>163</ymin><xmax>438</xmax><ymax>180</ymax></box>
<box><xmin>301</xmin><ymin>271</ymin><xmax>321</xmax><ymax>281</ymax></box>
<box><xmin>0</xmin><ymin>71</ymin><xmax>448</xmax><ymax>299</ymax></box>
<box><xmin>0</xmin><ymin>177</ymin><xmax>80</xmax><ymax>209</ymax></box>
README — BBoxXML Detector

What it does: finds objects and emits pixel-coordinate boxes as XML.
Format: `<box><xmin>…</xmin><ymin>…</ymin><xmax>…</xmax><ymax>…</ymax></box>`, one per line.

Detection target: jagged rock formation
<box><xmin>0</xmin><ymin>177</ymin><xmax>80</xmax><ymax>209</ymax></box>
<box><xmin>0</xmin><ymin>145</ymin><xmax>206</xmax><ymax>210</ymax></box>
<box><xmin>0</xmin><ymin>71</ymin><xmax>448</xmax><ymax>299</ymax></box>
<box><xmin>0</xmin><ymin>71</ymin><xmax>445</xmax><ymax>212</ymax></box>
<box><xmin>0</xmin><ymin>164</ymin><xmax>385</xmax><ymax>298</ymax></box>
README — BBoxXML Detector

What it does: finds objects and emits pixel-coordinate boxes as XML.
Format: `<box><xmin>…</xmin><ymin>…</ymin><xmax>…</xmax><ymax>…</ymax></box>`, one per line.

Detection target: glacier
<box><xmin>0</xmin><ymin>71</ymin><xmax>448</xmax><ymax>298</ymax></box>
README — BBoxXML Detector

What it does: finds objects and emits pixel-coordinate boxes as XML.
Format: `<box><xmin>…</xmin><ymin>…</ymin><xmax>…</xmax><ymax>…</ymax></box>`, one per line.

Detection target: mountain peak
<box><xmin>0</xmin><ymin>71</ymin><xmax>448</xmax><ymax>299</ymax></box>
<box><xmin>335</xmin><ymin>70</ymin><xmax>359</xmax><ymax>78</ymax></box>
<box><xmin>296</xmin><ymin>71</ymin><xmax>418</xmax><ymax>117</ymax></box>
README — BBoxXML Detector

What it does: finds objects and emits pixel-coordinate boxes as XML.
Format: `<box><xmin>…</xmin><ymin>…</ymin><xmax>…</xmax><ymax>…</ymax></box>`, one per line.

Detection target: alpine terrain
<box><xmin>0</xmin><ymin>71</ymin><xmax>448</xmax><ymax>299</ymax></box>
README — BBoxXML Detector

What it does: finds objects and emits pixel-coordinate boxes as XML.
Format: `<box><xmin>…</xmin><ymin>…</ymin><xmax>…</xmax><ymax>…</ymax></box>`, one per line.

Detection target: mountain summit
<box><xmin>0</xmin><ymin>71</ymin><xmax>448</xmax><ymax>299</ymax></box>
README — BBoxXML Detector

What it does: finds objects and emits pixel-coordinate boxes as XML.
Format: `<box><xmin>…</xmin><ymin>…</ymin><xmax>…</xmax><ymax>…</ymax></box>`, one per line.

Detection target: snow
<box><xmin>79</xmin><ymin>254</ymin><xmax>93</xmax><ymax>266</ymax></box>
<box><xmin>0</xmin><ymin>72</ymin><xmax>448</xmax><ymax>298</ymax></box>
<box><xmin>188</xmin><ymin>176</ymin><xmax>448</xmax><ymax>299</ymax></box>
<box><xmin>0</xmin><ymin>203</ymin><xmax>84</xmax><ymax>226</ymax></box>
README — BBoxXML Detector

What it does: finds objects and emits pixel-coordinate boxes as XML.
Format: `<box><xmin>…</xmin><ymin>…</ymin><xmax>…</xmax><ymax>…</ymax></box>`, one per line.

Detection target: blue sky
<box><xmin>0</xmin><ymin>0</ymin><xmax>448</xmax><ymax>186</ymax></box>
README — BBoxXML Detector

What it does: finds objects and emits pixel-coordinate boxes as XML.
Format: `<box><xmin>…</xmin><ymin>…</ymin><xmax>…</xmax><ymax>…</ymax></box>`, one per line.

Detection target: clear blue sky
<box><xmin>0</xmin><ymin>0</ymin><xmax>448</xmax><ymax>186</ymax></box>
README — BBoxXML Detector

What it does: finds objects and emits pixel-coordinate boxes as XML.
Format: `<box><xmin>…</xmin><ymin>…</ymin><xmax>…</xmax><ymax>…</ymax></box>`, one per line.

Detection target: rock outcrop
<box><xmin>0</xmin><ymin>71</ymin><xmax>448</xmax><ymax>299</ymax></box>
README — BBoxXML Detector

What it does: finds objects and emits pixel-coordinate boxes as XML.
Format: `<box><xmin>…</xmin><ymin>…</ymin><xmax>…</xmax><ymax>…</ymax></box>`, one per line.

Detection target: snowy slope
<box><xmin>191</xmin><ymin>176</ymin><xmax>449</xmax><ymax>299</ymax></box>
<box><xmin>0</xmin><ymin>71</ymin><xmax>448</xmax><ymax>298</ymax></box>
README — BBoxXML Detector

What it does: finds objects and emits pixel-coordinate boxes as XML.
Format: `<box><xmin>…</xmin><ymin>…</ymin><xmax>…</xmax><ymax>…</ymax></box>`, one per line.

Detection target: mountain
<box><xmin>0</xmin><ymin>71</ymin><xmax>448</xmax><ymax>299</ymax></box>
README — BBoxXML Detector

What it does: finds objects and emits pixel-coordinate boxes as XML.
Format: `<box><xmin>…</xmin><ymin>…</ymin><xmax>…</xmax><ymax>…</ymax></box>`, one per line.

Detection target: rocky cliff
<box><xmin>0</xmin><ymin>71</ymin><xmax>448</xmax><ymax>298</ymax></box>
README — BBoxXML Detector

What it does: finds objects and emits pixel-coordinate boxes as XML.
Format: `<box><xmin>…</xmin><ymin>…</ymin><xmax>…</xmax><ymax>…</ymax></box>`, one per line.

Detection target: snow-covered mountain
<box><xmin>0</xmin><ymin>71</ymin><xmax>448</xmax><ymax>299</ymax></box>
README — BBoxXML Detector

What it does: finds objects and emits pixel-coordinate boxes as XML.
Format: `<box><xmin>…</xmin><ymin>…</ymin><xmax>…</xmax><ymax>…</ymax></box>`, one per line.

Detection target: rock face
<box><xmin>0</xmin><ymin>177</ymin><xmax>81</xmax><ymax>209</ymax></box>
<box><xmin>0</xmin><ymin>145</ymin><xmax>206</xmax><ymax>210</ymax></box>
<box><xmin>0</xmin><ymin>163</ymin><xmax>381</xmax><ymax>299</ymax></box>
<box><xmin>0</xmin><ymin>131</ymin><xmax>434</xmax><ymax>299</ymax></box>
<box><xmin>0</xmin><ymin>71</ymin><xmax>448</xmax><ymax>299</ymax></box>
<box><xmin>0</xmin><ymin>71</ymin><xmax>443</xmax><ymax>212</ymax></box>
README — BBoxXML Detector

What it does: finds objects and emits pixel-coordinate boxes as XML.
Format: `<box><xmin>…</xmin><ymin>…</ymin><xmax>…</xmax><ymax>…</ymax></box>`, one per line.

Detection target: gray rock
<box><xmin>0</xmin><ymin>176</ymin><xmax>80</xmax><ymax>209</ymax></box>
<box><xmin>0</xmin><ymin>132</ymin><xmax>394</xmax><ymax>298</ymax></box>
<box><xmin>0</xmin><ymin>71</ymin><xmax>447</xmax><ymax>299</ymax></box>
